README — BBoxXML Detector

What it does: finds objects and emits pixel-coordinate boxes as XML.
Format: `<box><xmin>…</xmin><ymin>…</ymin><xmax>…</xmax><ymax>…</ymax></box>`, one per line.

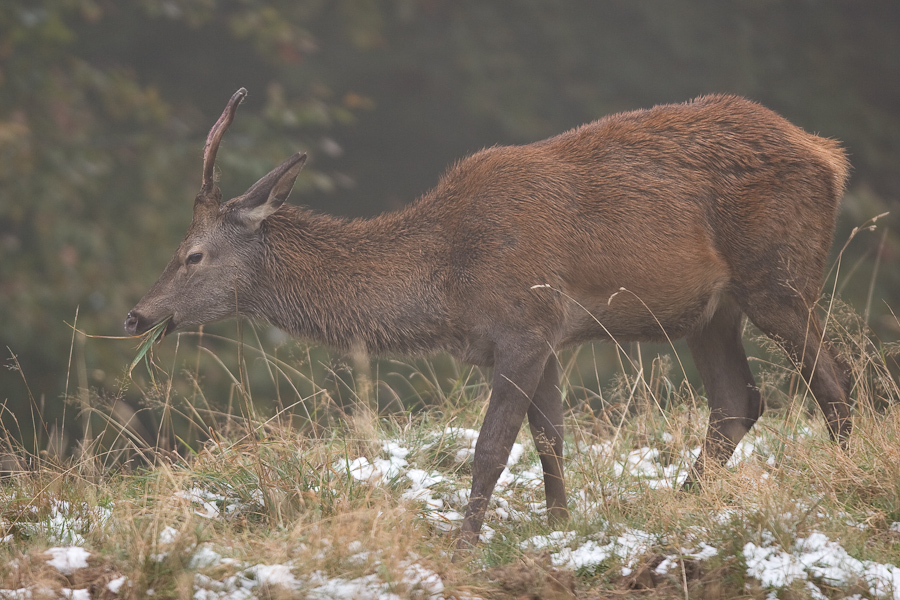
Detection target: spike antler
<box><xmin>200</xmin><ymin>88</ymin><xmax>248</xmax><ymax>196</ymax></box>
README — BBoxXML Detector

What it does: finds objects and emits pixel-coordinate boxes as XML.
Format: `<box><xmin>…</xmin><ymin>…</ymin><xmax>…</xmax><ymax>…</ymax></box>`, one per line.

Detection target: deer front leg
<box><xmin>457</xmin><ymin>347</ymin><xmax>551</xmax><ymax>551</ymax></box>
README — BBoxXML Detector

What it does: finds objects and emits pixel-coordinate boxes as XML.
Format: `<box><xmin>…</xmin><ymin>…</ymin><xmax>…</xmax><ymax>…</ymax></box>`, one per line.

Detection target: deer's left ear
<box><xmin>228</xmin><ymin>152</ymin><xmax>307</xmax><ymax>229</ymax></box>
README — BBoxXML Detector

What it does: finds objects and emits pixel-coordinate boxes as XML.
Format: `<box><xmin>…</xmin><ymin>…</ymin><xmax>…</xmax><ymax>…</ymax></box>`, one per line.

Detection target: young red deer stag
<box><xmin>126</xmin><ymin>89</ymin><xmax>852</xmax><ymax>548</ymax></box>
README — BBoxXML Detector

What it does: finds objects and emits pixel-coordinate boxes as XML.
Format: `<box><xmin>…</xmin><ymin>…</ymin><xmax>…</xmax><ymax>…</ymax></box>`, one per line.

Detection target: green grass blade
<box><xmin>128</xmin><ymin>317</ymin><xmax>171</xmax><ymax>377</ymax></box>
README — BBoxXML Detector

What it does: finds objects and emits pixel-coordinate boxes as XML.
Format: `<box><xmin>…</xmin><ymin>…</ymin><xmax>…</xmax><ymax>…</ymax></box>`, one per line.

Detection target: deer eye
<box><xmin>186</xmin><ymin>252</ymin><xmax>203</xmax><ymax>265</ymax></box>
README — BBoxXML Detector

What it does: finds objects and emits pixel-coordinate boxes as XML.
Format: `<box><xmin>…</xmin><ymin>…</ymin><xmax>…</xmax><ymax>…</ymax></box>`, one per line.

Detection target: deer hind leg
<box><xmin>742</xmin><ymin>295</ymin><xmax>852</xmax><ymax>445</ymax></box>
<box><xmin>457</xmin><ymin>346</ymin><xmax>551</xmax><ymax>550</ymax></box>
<box><xmin>527</xmin><ymin>357</ymin><xmax>569</xmax><ymax>525</ymax></box>
<box><xmin>685</xmin><ymin>299</ymin><xmax>762</xmax><ymax>486</ymax></box>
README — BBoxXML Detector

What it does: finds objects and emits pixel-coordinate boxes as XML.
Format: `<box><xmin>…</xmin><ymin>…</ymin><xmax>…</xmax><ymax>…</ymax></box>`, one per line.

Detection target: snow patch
<box><xmin>45</xmin><ymin>546</ymin><xmax>90</xmax><ymax>575</ymax></box>
<box><xmin>191</xmin><ymin>558</ymin><xmax>443</xmax><ymax>600</ymax></box>
<box><xmin>40</xmin><ymin>500</ymin><xmax>112</xmax><ymax>546</ymax></box>
<box><xmin>744</xmin><ymin>530</ymin><xmax>900</xmax><ymax>599</ymax></box>
<box><xmin>306</xmin><ymin>562</ymin><xmax>443</xmax><ymax>600</ymax></box>
<box><xmin>522</xmin><ymin>528</ymin><xmax>657</xmax><ymax>576</ymax></box>
<box><xmin>344</xmin><ymin>442</ymin><xmax>411</xmax><ymax>484</ymax></box>
<box><xmin>175</xmin><ymin>488</ymin><xmax>224</xmax><ymax>519</ymax></box>
<box><xmin>244</xmin><ymin>563</ymin><xmax>302</xmax><ymax>590</ymax></box>
<box><xmin>106</xmin><ymin>576</ymin><xmax>128</xmax><ymax>594</ymax></box>
<box><xmin>190</xmin><ymin>544</ymin><xmax>224</xmax><ymax>569</ymax></box>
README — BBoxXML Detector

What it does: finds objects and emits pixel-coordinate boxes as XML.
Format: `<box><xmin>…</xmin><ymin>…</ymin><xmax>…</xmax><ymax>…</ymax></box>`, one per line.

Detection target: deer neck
<box><xmin>249</xmin><ymin>206</ymin><xmax>451</xmax><ymax>355</ymax></box>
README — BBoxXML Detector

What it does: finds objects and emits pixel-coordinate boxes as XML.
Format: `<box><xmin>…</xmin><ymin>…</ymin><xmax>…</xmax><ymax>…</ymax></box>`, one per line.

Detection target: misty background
<box><xmin>1</xmin><ymin>1</ymin><xmax>898</xmax><ymax>454</ymax></box>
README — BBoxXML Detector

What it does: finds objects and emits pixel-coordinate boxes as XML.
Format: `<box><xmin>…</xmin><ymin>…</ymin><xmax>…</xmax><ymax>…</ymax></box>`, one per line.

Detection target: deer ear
<box><xmin>229</xmin><ymin>153</ymin><xmax>307</xmax><ymax>228</ymax></box>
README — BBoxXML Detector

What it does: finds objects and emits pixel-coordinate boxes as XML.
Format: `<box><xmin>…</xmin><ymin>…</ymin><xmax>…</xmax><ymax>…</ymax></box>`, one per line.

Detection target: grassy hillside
<box><xmin>2</xmin><ymin>299</ymin><xmax>900</xmax><ymax>599</ymax></box>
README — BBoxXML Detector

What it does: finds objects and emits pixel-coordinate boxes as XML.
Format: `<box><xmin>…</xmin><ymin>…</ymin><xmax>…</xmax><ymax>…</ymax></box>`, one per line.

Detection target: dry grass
<box><xmin>2</xmin><ymin>277</ymin><xmax>900</xmax><ymax>598</ymax></box>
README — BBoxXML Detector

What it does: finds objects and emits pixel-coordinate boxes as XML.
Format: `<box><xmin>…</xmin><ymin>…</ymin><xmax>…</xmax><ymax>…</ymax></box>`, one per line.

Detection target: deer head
<box><xmin>124</xmin><ymin>89</ymin><xmax>307</xmax><ymax>336</ymax></box>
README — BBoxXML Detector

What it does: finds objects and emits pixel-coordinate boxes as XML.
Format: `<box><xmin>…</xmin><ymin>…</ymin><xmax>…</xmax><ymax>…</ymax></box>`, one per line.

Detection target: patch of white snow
<box><xmin>45</xmin><ymin>546</ymin><xmax>90</xmax><ymax>576</ymax></box>
<box><xmin>106</xmin><ymin>576</ymin><xmax>128</xmax><ymax>594</ymax></box>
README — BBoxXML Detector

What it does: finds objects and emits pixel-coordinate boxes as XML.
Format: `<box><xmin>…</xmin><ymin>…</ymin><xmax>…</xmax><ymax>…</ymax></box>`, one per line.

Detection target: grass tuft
<box><xmin>128</xmin><ymin>316</ymin><xmax>172</xmax><ymax>378</ymax></box>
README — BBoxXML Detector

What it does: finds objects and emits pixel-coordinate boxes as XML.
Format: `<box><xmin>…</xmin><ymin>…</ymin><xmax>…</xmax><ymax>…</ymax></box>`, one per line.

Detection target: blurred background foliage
<box><xmin>1</xmin><ymin>0</ymin><xmax>898</xmax><ymax>453</ymax></box>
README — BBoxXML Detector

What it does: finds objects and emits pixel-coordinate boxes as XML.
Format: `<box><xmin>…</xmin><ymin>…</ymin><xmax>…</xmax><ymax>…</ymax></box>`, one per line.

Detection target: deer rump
<box><xmin>126</xmin><ymin>92</ymin><xmax>852</xmax><ymax>549</ymax></box>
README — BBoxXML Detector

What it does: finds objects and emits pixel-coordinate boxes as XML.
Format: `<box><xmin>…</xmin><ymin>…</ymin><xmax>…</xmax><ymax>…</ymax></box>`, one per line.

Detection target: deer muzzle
<box><xmin>124</xmin><ymin>310</ymin><xmax>151</xmax><ymax>336</ymax></box>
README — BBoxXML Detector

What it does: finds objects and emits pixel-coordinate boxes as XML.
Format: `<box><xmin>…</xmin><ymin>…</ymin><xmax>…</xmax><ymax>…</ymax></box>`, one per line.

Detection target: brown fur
<box><xmin>126</xmin><ymin>93</ymin><xmax>852</xmax><ymax>548</ymax></box>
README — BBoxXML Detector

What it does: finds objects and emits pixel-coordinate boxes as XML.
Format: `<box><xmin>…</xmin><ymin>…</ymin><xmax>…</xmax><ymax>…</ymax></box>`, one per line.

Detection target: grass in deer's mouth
<box><xmin>128</xmin><ymin>316</ymin><xmax>172</xmax><ymax>377</ymax></box>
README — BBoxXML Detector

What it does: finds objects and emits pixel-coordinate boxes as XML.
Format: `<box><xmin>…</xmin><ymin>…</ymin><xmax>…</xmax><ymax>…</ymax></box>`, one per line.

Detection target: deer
<box><xmin>125</xmin><ymin>89</ymin><xmax>852</xmax><ymax>549</ymax></box>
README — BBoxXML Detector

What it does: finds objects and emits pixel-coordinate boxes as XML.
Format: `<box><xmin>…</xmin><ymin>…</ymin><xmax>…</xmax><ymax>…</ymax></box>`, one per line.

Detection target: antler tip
<box><xmin>201</xmin><ymin>88</ymin><xmax>249</xmax><ymax>193</ymax></box>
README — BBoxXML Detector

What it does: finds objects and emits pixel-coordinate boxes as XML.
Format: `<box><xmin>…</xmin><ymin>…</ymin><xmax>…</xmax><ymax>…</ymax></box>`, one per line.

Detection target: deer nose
<box><xmin>124</xmin><ymin>310</ymin><xmax>142</xmax><ymax>335</ymax></box>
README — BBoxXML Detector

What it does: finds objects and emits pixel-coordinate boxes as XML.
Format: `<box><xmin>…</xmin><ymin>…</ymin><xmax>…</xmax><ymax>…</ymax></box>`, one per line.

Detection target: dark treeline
<box><xmin>1</xmin><ymin>1</ymin><xmax>898</xmax><ymax>451</ymax></box>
